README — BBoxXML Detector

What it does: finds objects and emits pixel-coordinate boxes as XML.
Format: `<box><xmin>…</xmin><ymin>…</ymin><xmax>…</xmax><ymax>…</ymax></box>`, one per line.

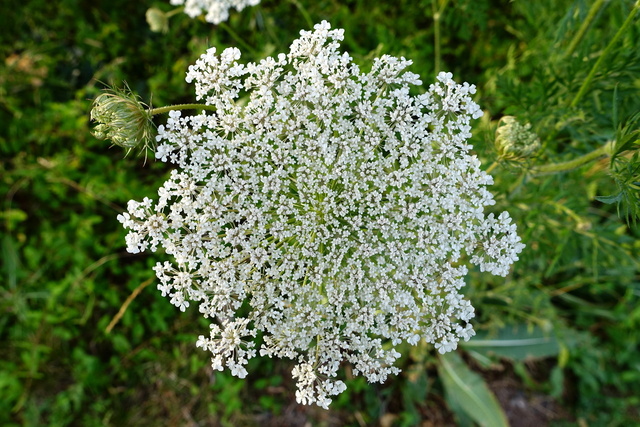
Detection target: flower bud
<box><xmin>495</xmin><ymin>116</ymin><xmax>541</xmax><ymax>161</ymax></box>
<box><xmin>90</xmin><ymin>85</ymin><xmax>155</xmax><ymax>153</ymax></box>
<box><xmin>146</xmin><ymin>7</ymin><xmax>169</xmax><ymax>33</ymax></box>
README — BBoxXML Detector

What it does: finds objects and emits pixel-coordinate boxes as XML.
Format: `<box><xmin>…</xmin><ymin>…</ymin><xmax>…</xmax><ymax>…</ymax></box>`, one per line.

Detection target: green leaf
<box><xmin>595</xmin><ymin>193</ymin><xmax>623</xmax><ymax>205</ymax></box>
<box><xmin>461</xmin><ymin>324</ymin><xmax>560</xmax><ymax>361</ymax></box>
<box><xmin>438</xmin><ymin>351</ymin><xmax>509</xmax><ymax>427</ymax></box>
<box><xmin>613</xmin><ymin>112</ymin><xmax>640</xmax><ymax>156</ymax></box>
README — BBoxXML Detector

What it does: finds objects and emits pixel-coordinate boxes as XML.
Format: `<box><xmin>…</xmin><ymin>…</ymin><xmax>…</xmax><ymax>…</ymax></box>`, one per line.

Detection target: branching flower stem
<box><xmin>532</xmin><ymin>141</ymin><xmax>613</xmax><ymax>176</ymax></box>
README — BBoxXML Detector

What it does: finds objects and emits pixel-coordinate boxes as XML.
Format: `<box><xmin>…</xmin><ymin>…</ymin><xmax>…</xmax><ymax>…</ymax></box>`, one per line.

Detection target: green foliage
<box><xmin>462</xmin><ymin>324</ymin><xmax>561</xmax><ymax>362</ymax></box>
<box><xmin>2</xmin><ymin>0</ymin><xmax>640</xmax><ymax>425</ymax></box>
<box><xmin>438</xmin><ymin>351</ymin><xmax>509</xmax><ymax>427</ymax></box>
<box><xmin>596</xmin><ymin>112</ymin><xmax>640</xmax><ymax>224</ymax></box>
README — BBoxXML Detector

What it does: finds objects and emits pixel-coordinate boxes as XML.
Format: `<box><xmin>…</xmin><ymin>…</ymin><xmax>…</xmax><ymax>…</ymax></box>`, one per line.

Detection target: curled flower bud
<box><xmin>495</xmin><ymin>115</ymin><xmax>541</xmax><ymax>161</ymax></box>
<box><xmin>146</xmin><ymin>7</ymin><xmax>170</xmax><ymax>33</ymax></box>
<box><xmin>90</xmin><ymin>85</ymin><xmax>155</xmax><ymax>153</ymax></box>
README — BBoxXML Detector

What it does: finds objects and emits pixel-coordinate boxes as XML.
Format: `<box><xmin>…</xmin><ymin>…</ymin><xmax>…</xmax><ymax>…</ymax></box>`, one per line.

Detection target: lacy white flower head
<box><xmin>117</xmin><ymin>21</ymin><xmax>525</xmax><ymax>408</ymax></box>
<box><xmin>169</xmin><ymin>0</ymin><xmax>260</xmax><ymax>24</ymax></box>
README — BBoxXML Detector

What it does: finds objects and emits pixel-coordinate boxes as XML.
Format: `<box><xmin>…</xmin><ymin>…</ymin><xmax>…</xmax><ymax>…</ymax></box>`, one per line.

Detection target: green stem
<box><xmin>219</xmin><ymin>22</ymin><xmax>258</xmax><ymax>57</ymax></box>
<box><xmin>532</xmin><ymin>141</ymin><xmax>613</xmax><ymax>176</ymax></box>
<box><xmin>564</xmin><ymin>0</ymin><xmax>608</xmax><ymax>58</ymax></box>
<box><xmin>288</xmin><ymin>0</ymin><xmax>314</xmax><ymax>29</ymax></box>
<box><xmin>569</xmin><ymin>2</ymin><xmax>639</xmax><ymax>108</ymax></box>
<box><xmin>167</xmin><ymin>6</ymin><xmax>184</xmax><ymax>18</ymax></box>
<box><xmin>485</xmin><ymin>161</ymin><xmax>499</xmax><ymax>174</ymax></box>
<box><xmin>432</xmin><ymin>0</ymin><xmax>450</xmax><ymax>75</ymax></box>
<box><xmin>149</xmin><ymin>103</ymin><xmax>217</xmax><ymax>116</ymax></box>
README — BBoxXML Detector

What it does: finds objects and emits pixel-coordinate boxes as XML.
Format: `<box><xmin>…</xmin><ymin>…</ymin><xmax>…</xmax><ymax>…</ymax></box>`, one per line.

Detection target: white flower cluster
<box><xmin>169</xmin><ymin>0</ymin><xmax>260</xmax><ymax>24</ymax></box>
<box><xmin>118</xmin><ymin>21</ymin><xmax>525</xmax><ymax>408</ymax></box>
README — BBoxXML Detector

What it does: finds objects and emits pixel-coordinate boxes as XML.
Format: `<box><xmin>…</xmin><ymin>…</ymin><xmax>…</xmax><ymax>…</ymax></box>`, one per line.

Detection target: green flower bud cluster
<box><xmin>495</xmin><ymin>116</ymin><xmax>541</xmax><ymax>161</ymax></box>
<box><xmin>90</xmin><ymin>86</ymin><xmax>155</xmax><ymax>152</ymax></box>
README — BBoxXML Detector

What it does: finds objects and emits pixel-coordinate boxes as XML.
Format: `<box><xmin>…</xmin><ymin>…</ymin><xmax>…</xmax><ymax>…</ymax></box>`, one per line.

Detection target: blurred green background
<box><xmin>2</xmin><ymin>0</ymin><xmax>639</xmax><ymax>425</ymax></box>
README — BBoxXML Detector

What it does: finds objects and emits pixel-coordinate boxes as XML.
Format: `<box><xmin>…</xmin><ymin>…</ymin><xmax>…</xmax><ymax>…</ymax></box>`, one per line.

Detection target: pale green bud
<box><xmin>146</xmin><ymin>7</ymin><xmax>169</xmax><ymax>34</ymax></box>
<box><xmin>495</xmin><ymin>116</ymin><xmax>541</xmax><ymax>161</ymax></box>
<box><xmin>90</xmin><ymin>85</ymin><xmax>155</xmax><ymax>153</ymax></box>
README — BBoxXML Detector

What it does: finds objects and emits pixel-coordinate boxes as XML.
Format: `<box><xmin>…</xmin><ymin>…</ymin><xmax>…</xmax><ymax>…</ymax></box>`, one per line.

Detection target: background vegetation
<box><xmin>2</xmin><ymin>0</ymin><xmax>639</xmax><ymax>425</ymax></box>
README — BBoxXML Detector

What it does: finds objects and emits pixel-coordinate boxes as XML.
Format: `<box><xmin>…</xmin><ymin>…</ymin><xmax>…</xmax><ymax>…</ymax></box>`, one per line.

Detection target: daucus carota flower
<box><xmin>169</xmin><ymin>0</ymin><xmax>261</xmax><ymax>24</ymax></box>
<box><xmin>91</xmin><ymin>85</ymin><xmax>155</xmax><ymax>153</ymax></box>
<box><xmin>117</xmin><ymin>21</ymin><xmax>525</xmax><ymax>408</ymax></box>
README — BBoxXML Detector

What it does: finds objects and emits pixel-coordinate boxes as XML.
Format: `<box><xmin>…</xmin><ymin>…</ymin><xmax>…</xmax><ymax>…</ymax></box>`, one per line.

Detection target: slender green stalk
<box><xmin>432</xmin><ymin>0</ymin><xmax>451</xmax><ymax>75</ymax></box>
<box><xmin>485</xmin><ymin>161</ymin><xmax>499</xmax><ymax>174</ymax></box>
<box><xmin>433</xmin><ymin>1</ymin><xmax>441</xmax><ymax>75</ymax></box>
<box><xmin>289</xmin><ymin>0</ymin><xmax>314</xmax><ymax>29</ymax></box>
<box><xmin>166</xmin><ymin>7</ymin><xmax>184</xmax><ymax>18</ymax></box>
<box><xmin>532</xmin><ymin>141</ymin><xmax>613</xmax><ymax>176</ymax></box>
<box><xmin>569</xmin><ymin>1</ymin><xmax>640</xmax><ymax>108</ymax></box>
<box><xmin>149</xmin><ymin>103</ymin><xmax>217</xmax><ymax>116</ymax></box>
<box><xmin>564</xmin><ymin>0</ymin><xmax>608</xmax><ymax>58</ymax></box>
<box><xmin>219</xmin><ymin>22</ymin><xmax>259</xmax><ymax>57</ymax></box>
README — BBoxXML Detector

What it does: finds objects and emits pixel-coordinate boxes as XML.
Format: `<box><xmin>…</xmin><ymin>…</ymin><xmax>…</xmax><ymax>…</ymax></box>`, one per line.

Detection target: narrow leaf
<box><xmin>438</xmin><ymin>351</ymin><xmax>509</xmax><ymax>427</ymax></box>
<box><xmin>595</xmin><ymin>193</ymin><xmax>623</xmax><ymax>204</ymax></box>
<box><xmin>462</xmin><ymin>324</ymin><xmax>559</xmax><ymax>361</ymax></box>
